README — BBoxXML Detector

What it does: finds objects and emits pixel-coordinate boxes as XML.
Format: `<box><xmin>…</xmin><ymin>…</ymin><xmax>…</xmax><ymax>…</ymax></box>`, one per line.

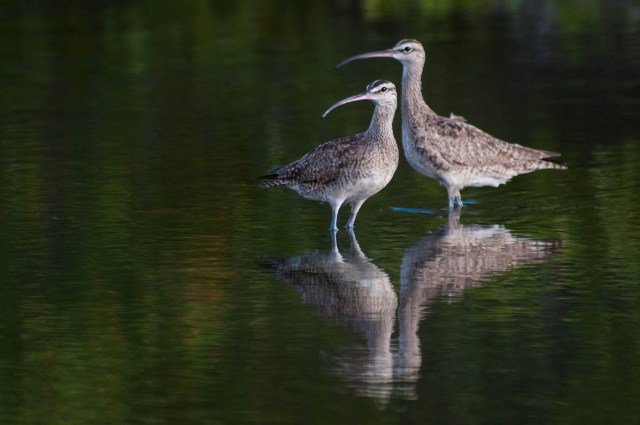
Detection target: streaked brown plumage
<box><xmin>260</xmin><ymin>80</ymin><xmax>399</xmax><ymax>230</ymax></box>
<box><xmin>338</xmin><ymin>39</ymin><xmax>567</xmax><ymax>209</ymax></box>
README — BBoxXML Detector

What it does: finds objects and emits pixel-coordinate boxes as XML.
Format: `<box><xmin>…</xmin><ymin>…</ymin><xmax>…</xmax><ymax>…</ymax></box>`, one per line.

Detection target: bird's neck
<box><xmin>401</xmin><ymin>60</ymin><xmax>435</xmax><ymax>119</ymax></box>
<box><xmin>366</xmin><ymin>104</ymin><xmax>396</xmax><ymax>140</ymax></box>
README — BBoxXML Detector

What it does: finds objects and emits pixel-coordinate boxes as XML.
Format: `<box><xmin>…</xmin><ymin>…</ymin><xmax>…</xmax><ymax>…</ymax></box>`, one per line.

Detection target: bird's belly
<box><xmin>466</xmin><ymin>176</ymin><xmax>508</xmax><ymax>188</ymax></box>
<box><xmin>442</xmin><ymin>170</ymin><xmax>509</xmax><ymax>189</ymax></box>
<box><xmin>289</xmin><ymin>173</ymin><xmax>391</xmax><ymax>204</ymax></box>
<box><xmin>344</xmin><ymin>174</ymin><xmax>390</xmax><ymax>203</ymax></box>
<box><xmin>403</xmin><ymin>137</ymin><xmax>511</xmax><ymax>189</ymax></box>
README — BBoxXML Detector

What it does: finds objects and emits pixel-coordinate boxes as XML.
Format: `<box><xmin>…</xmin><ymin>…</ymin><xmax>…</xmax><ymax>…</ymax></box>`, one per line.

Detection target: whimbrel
<box><xmin>260</xmin><ymin>80</ymin><xmax>399</xmax><ymax>231</ymax></box>
<box><xmin>337</xmin><ymin>39</ymin><xmax>567</xmax><ymax>209</ymax></box>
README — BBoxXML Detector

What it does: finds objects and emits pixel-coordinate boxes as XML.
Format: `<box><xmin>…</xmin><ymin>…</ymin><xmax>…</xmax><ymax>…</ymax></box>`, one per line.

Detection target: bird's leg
<box><xmin>447</xmin><ymin>187</ymin><xmax>463</xmax><ymax>210</ymax></box>
<box><xmin>345</xmin><ymin>226</ymin><xmax>357</xmax><ymax>244</ymax></box>
<box><xmin>447</xmin><ymin>209</ymin><xmax>462</xmax><ymax>230</ymax></box>
<box><xmin>447</xmin><ymin>187</ymin><xmax>456</xmax><ymax>210</ymax></box>
<box><xmin>330</xmin><ymin>201</ymin><xmax>344</xmax><ymax>232</ymax></box>
<box><xmin>345</xmin><ymin>199</ymin><xmax>365</xmax><ymax>229</ymax></box>
<box><xmin>346</xmin><ymin>227</ymin><xmax>366</xmax><ymax>259</ymax></box>
<box><xmin>328</xmin><ymin>229</ymin><xmax>346</xmax><ymax>263</ymax></box>
<box><xmin>455</xmin><ymin>191</ymin><xmax>463</xmax><ymax>208</ymax></box>
<box><xmin>330</xmin><ymin>228</ymin><xmax>339</xmax><ymax>254</ymax></box>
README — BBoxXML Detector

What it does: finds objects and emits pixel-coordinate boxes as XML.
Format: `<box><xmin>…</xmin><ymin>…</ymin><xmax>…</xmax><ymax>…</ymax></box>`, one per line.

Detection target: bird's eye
<box><xmin>403</xmin><ymin>46</ymin><xmax>413</xmax><ymax>53</ymax></box>
<box><xmin>380</xmin><ymin>86</ymin><xmax>387</xmax><ymax>92</ymax></box>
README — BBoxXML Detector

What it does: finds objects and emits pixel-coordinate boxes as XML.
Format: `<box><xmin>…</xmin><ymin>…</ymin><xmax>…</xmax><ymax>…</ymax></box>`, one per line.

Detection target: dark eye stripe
<box><xmin>367</xmin><ymin>80</ymin><xmax>394</xmax><ymax>93</ymax></box>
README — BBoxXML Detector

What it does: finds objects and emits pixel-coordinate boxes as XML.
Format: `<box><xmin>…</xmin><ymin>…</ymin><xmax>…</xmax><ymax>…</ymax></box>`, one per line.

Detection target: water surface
<box><xmin>1</xmin><ymin>1</ymin><xmax>640</xmax><ymax>424</ymax></box>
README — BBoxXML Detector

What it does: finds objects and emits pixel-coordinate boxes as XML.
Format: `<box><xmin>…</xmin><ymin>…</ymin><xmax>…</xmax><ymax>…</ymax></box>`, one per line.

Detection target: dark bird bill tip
<box><xmin>335</xmin><ymin>60</ymin><xmax>348</xmax><ymax>69</ymax></box>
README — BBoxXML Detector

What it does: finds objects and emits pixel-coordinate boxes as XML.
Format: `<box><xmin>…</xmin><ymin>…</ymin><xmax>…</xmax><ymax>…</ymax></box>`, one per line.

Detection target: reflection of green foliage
<box><xmin>0</xmin><ymin>0</ymin><xmax>639</xmax><ymax>423</ymax></box>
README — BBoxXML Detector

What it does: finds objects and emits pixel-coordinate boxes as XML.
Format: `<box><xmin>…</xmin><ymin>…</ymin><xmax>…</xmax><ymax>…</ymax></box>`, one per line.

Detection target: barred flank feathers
<box><xmin>538</xmin><ymin>160</ymin><xmax>568</xmax><ymax>171</ymax></box>
<box><xmin>258</xmin><ymin>174</ymin><xmax>286</xmax><ymax>189</ymax></box>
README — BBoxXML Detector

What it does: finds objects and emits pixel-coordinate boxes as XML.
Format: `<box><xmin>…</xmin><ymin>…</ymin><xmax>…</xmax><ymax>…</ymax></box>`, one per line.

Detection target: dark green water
<box><xmin>1</xmin><ymin>1</ymin><xmax>640</xmax><ymax>424</ymax></box>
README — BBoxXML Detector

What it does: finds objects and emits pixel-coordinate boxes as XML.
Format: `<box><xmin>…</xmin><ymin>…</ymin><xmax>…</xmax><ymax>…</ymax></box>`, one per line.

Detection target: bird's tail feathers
<box><xmin>538</xmin><ymin>159</ymin><xmax>568</xmax><ymax>170</ymax></box>
<box><xmin>258</xmin><ymin>174</ymin><xmax>287</xmax><ymax>189</ymax></box>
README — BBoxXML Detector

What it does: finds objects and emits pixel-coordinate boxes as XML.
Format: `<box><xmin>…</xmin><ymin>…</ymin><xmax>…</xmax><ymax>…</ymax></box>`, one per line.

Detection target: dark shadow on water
<box><xmin>262</xmin><ymin>211</ymin><xmax>562</xmax><ymax>403</ymax></box>
<box><xmin>391</xmin><ymin>207</ymin><xmax>437</xmax><ymax>214</ymax></box>
<box><xmin>391</xmin><ymin>199</ymin><xmax>477</xmax><ymax>215</ymax></box>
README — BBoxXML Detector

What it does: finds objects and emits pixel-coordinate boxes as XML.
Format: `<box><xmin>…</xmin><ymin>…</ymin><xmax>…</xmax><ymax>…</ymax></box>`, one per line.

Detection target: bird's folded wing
<box><xmin>415</xmin><ymin>116</ymin><xmax>561</xmax><ymax>168</ymax></box>
<box><xmin>275</xmin><ymin>136</ymin><xmax>365</xmax><ymax>184</ymax></box>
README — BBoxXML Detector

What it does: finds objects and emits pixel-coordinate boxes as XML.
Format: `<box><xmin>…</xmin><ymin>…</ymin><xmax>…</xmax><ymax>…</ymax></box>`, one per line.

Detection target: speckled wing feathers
<box><xmin>260</xmin><ymin>134</ymin><xmax>370</xmax><ymax>190</ymax></box>
<box><xmin>416</xmin><ymin>115</ymin><xmax>565</xmax><ymax>170</ymax></box>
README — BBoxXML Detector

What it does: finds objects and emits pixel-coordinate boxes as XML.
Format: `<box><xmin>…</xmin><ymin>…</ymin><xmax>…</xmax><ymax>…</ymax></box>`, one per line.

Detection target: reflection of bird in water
<box><xmin>261</xmin><ymin>230</ymin><xmax>397</xmax><ymax>402</ymax></box>
<box><xmin>396</xmin><ymin>210</ymin><xmax>562</xmax><ymax>396</ymax></box>
<box><xmin>262</xmin><ymin>213</ymin><xmax>561</xmax><ymax>403</ymax></box>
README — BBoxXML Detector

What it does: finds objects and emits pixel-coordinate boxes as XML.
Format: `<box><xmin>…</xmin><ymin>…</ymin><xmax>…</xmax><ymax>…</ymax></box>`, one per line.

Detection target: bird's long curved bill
<box><xmin>335</xmin><ymin>49</ymin><xmax>395</xmax><ymax>69</ymax></box>
<box><xmin>321</xmin><ymin>92</ymin><xmax>371</xmax><ymax>119</ymax></box>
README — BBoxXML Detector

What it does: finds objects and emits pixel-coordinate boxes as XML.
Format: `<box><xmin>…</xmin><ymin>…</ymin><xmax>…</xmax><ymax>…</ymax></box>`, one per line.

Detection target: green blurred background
<box><xmin>1</xmin><ymin>1</ymin><xmax>639</xmax><ymax>424</ymax></box>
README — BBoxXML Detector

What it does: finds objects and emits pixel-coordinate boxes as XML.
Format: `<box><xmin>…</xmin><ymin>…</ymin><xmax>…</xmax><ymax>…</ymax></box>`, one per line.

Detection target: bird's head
<box><xmin>336</xmin><ymin>39</ymin><xmax>425</xmax><ymax>69</ymax></box>
<box><xmin>321</xmin><ymin>80</ymin><xmax>397</xmax><ymax>119</ymax></box>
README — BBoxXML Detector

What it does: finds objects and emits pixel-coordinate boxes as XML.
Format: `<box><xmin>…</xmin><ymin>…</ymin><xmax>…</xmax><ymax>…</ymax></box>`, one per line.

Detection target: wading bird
<box><xmin>337</xmin><ymin>39</ymin><xmax>567</xmax><ymax>209</ymax></box>
<box><xmin>260</xmin><ymin>80</ymin><xmax>399</xmax><ymax>231</ymax></box>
